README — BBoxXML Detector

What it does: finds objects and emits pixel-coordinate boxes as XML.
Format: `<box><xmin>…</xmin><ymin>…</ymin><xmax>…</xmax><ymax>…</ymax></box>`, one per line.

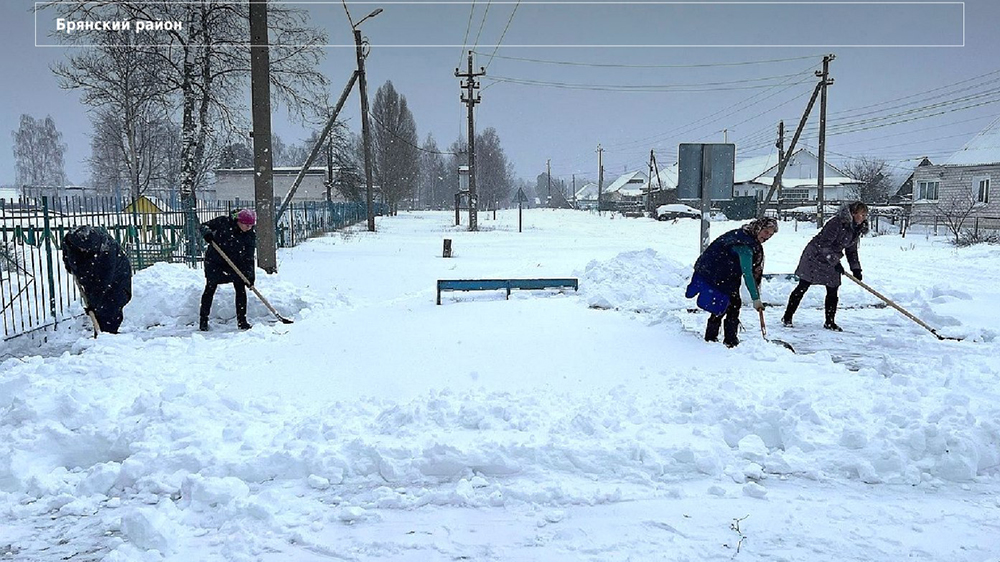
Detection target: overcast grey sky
<box><xmin>3</xmin><ymin>1</ymin><xmax>996</xmax><ymax>187</ymax></box>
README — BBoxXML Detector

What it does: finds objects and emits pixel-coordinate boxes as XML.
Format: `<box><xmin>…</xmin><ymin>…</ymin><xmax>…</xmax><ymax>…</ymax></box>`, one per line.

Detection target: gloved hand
<box><xmin>203</xmin><ymin>230</ymin><xmax>214</xmax><ymax>243</ymax></box>
<box><xmin>851</xmin><ymin>268</ymin><xmax>863</xmax><ymax>281</ymax></box>
<box><xmin>752</xmin><ymin>299</ymin><xmax>765</xmax><ymax>312</ymax></box>
<box><xmin>834</xmin><ymin>263</ymin><xmax>845</xmax><ymax>275</ymax></box>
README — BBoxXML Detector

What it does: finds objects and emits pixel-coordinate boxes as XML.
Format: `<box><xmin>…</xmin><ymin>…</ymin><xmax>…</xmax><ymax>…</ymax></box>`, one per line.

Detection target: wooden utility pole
<box><xmin>546</xmin><ymin>158</ymin><xmax>551</xmax><ymax>205</ymax></box>
<box><xmin>757</xmin><ymin>79</ymin><xmax>824</xmax><ymax>216</ymax></box>
<box><xmin>572</xmin><ymin>174</ymin><xmax>576</xmax><ymax>208</ymax></box>
<box><xmin>816</xmin><ymin>53</ymin><xmax>835</xmax><ymax>228</ymax></box>
<box><xmin>455</xmin><ymin>51</ymin><xmax>484</xmax><ymax>231</ymax></box>
<box><xmin>774</xmin><ymin>121</ymin><xmax>785</xmax><ymax>213</ymax></box>
<box><xmin>250</xmin><ymin>0</ymin><xmax>276</xmax><ymax>273</ymax></box>
<box><xmin>597</xmin><ymin>144</ymin><xmax>604</xmax><ymax>214</ymax></box>
<box><xmin>646</xmin><ymin>150</ymin><xmax>655</xmax><ymax>215</ymax></box>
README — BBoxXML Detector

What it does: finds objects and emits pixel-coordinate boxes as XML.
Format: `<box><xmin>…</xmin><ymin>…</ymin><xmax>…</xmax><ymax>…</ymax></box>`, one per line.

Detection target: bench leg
<box><xmin>437</xmin><ymin>289</ymin><xmax>441</xmax><ymax>305</ymax></box>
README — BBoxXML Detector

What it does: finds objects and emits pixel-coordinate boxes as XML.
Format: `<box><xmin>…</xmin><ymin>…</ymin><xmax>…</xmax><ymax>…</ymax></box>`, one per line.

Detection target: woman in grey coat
<box><xmin>782</xmin><ymin>201</ymin><xmax>869</xmax><ymax>331</ymax></box>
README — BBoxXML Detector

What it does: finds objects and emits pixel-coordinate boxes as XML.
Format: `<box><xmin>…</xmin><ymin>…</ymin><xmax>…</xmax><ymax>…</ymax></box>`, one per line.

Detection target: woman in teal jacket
<box><xmin>686</xmin><ymin>217</ymin><xmax>778</xmax><ymax>347</ymax></box>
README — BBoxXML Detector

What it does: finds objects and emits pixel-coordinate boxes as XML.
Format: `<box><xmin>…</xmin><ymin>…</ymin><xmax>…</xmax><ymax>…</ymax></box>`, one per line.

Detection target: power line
<box><xmin>472</xmin><ymin>0</ymin><xmax>493</xmax><ymax>51</ymax></box>
<box><xmin>484</xmin><ymin>0</ymin><xmax>520</xmax><ymax>71</ymax></box>
<box><xmin>457</xmin><ymin>0</ymin><xmax>477</xmax><ymax>68</ymax></box>
<box><xmin>486</xmin><ymin>70</ymin><xmax>815</xmax><ymax>92</ymax></box>
<box><xmin>601</xmin><ymin>61</ymin><xmax>820</xmax><ymax>153</ymax></box>
<box><xmin>369</xmin><ymin>113</ymin><xmax>461</xmax><ymax>156</ymax></box>
<box><xmin>475</xmin><ymin>52</ymin><xmax>824</xmax><ymax>69</ymax></box>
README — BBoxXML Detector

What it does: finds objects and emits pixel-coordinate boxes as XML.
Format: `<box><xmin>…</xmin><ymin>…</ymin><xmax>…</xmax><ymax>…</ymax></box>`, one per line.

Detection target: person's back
<box><xmin>61</xmin><ymin>225</ymin><xmax>133</xmax><ymax>333</ymax></box>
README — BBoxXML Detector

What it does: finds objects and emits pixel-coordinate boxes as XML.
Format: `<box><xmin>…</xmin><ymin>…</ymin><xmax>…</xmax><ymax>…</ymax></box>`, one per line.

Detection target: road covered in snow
<box><xmin>1</xmin><ymin>209</ymin><xmax>998</xmax><ymax>561</ymax></box>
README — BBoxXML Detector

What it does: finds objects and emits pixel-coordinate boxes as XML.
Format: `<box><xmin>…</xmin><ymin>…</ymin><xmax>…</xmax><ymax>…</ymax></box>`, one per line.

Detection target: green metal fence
<box><xmin>0</xmin><ymin>196</ymin><xmax>376</xmax><ymax>341</ymax></box>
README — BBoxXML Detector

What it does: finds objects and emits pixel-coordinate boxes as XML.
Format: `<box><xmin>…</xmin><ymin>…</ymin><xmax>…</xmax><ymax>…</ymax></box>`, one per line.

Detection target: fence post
<box><xmin>41</xmin><ymin>196</ymin><xmax>58</xmax><ymax>322</ymax></box>
<box><xmin>130</xmin><ymin>197</ymin><xmax>145</xmax><ymax>271</ymax></box>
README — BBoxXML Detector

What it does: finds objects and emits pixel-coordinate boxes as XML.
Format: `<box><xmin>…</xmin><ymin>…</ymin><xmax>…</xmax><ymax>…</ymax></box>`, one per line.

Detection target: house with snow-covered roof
<box><xmin>574</xmin><ymin>182</ymin><xmax>600</xmax><ymax>210</ymax></box>
<box><xmin>910</xmin><ymin>116</ymin><xmax>1000</xmax><ymax>231</ymax></box>
<box><xmin>604</xmin><ymin>170</ymin><xmax>649</xmax><ymax>199</ymax></box>
<box><xmin>732</xmin><ymin>148</ymin><xmax>861</xmax><ymax>205</ymax></box>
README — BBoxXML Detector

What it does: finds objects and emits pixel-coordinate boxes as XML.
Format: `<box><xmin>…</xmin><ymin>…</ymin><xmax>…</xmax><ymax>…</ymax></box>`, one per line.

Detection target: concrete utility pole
<box><xmin>250</xmin><ymin>0</ymin><xmax>276</xmax><ymax>273</ymax></box>
<box><xmin>455</xmin><ymin>51</ymin><xmax>484</xmax><ymax>231</ymax></box>
<box><xmin>597</xmin><ymin>144</ymin><xmax>604</xmax><ymax>214</ymax></box>
<box><xmin>816</xmin><ymin>53</ymin><xmax>835</xmax><ymax>228</ymax></box>
<box><xmin>354</xmin><ymin>24</ymin><xmax>377</xmax><ymax>231</ymax></box>
<box><xmin>345</xmin><ymin>5</ymin><xmax>382</xmax><ymax>231</ymax></box>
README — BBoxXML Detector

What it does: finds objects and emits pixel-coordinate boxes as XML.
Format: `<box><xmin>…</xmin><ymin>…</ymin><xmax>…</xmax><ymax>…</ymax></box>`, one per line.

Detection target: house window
<box><xmin>916</xmin><ymin>180</ymin><xmax>939</xmax><ymax>201</ymax></box>
<box><xmin>783</xmin><ymin>188</ymin><xmax>809</xmax><ymax>201</ymax></box>
<box><xmin>976</xmin><ymin>178</ymin><xmax>990</xmax><ymax>204</ymax></box>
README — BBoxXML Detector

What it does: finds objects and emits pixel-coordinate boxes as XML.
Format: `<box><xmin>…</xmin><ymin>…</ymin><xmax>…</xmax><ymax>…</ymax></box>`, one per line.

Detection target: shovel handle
<box><xmin>758</xmin><ymin>309</ymin><xmax>767</xmax><ymax>337</ymax></box>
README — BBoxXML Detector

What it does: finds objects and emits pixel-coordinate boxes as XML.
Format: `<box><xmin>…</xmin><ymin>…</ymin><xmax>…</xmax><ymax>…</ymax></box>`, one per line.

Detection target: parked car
<box><xmin>655</xmin><ymin>204</ymin><xmax>702</xmax><ymax>221</ymax></box>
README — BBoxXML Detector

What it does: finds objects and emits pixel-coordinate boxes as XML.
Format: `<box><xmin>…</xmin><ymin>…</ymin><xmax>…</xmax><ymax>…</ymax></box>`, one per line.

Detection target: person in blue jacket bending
<box><xmin>685</xmin><ymin>217</ymin><xmax>778</xmax><ymax>347</ymax></box>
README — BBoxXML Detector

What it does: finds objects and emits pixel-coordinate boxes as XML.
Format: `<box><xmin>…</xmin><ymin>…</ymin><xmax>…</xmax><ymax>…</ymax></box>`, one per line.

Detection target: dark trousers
<box><xmin>706</xmin><ymin>293</ymin><xmax>742</xmax><ymax>346</ymax></box>
<box><xmin>784</xmin><ymin>280</ymin><xmax>840</xmax><ymax>324</ymax></box>
<box><xmin>200</xmin><ymin>281</ymin><xmax>248</xmax><ymax>322</ymax></box>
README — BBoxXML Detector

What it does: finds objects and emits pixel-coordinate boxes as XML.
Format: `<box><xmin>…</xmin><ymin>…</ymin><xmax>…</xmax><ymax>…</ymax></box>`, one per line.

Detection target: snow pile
<box><xmin>578</xmin><ymin>248</ymin><xmax>690</xmax><ymax>312</ymax></box>
<box><xmin>124</xmin><ymin>262</ymin><xmax>322</xmax><ymax>330</ymax></box>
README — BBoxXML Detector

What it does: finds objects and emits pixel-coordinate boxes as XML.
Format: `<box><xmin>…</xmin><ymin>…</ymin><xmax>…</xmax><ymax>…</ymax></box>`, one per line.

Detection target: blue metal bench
<box><xmin>437</xmin><ymin>278</ymin><xmax>579</xmax><ymax>305</ymax></box>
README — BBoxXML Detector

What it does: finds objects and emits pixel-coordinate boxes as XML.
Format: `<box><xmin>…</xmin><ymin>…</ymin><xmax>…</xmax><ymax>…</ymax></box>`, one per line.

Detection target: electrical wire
<box><xmin>485</xmin><ymin>70</ymin><xmax>816</xmax><ymax>92</ymax></box>
<box><xmin>370</xmin><ymin>113</ymin><xmax>461</xmax><ymax>156</ymax></box>
<box><xmin>472</xmin><ymin>0</ymin><xmax>492</xmax><ymax>51</ymax></box>
<box><xmin>457</xmin><ymin>0</ymin><xmax>477</xmax><ymax>68</ymax></box>
<box><xmin>475</xmin><ymin>52</ymin><xmax>824</xmax><ymax>69</ymax></box>
<box><xmin>484</xmin><ymin>0</ymin><xmax>521</xmax><ymax>71</ymax></box>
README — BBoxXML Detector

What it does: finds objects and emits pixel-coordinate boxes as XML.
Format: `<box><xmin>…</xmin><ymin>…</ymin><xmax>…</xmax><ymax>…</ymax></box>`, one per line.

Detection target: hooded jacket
<box><xmin>794</xmin><ymin>204</ymin><xmax>869</xmax><ymax>287</ymax></box>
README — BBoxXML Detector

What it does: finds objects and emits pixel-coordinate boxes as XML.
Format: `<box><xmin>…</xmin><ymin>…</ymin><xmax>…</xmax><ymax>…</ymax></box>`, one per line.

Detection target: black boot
<box><xmin>705</xmin><ymin>315</ymin><xmax>722</xmax><ymax>342</ymax></box>
<box><xmin>199</xmin><ymin>317</ymin><xmax>209</xmax><ymax>331</ymax></box>
<box><xmin>723</xmin><ymin>317</ymin><xmax>741</xmax><ymax>348</ymax></box>
<box><xmin>824</xmin><ymin>294</ymin><xmax>842</xmax><ymax>331</ymax></box>
<box><xmin>783</xmin><ymin>281</ymin><xmax>808</xmax><ymax>327</ymax></box>
<box><xmin>237</xmin><ymin>318</ymin><xmax>252</xmax><ymax>330</ymax></box>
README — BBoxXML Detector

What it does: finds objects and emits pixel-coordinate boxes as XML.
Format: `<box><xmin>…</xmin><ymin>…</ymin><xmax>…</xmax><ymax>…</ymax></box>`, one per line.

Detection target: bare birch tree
<box><xmin>12</xmin><ymin>115</ymin><xmax>67</xmax><ymax>188</ymax></box>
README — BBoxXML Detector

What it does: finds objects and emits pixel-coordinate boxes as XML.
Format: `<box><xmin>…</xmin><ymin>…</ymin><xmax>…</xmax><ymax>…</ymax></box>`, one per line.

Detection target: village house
<box><xmin>910</xmin><ymin>117</ymin><xmax>999</xmax><ymax>232</ymax></box>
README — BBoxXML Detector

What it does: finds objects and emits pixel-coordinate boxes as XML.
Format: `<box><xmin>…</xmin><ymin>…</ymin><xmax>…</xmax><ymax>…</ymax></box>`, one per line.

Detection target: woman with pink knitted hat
<box><xmin>198</xmin><ymin>208</ymin><xmax>257</xmax><ymax>331</ymax></box>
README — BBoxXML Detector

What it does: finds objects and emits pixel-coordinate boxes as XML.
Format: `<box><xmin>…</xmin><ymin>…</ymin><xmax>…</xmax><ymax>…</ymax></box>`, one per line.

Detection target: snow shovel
<box><xmin>758</xmin><ymin>309</ymin><xmax>795</xmax><ymax>352</ymax></box>
<box><xmin>842</xmin><ymin>272</ymin><xmax>960</xmax><ymax>341</ymax></box>
<box><xmin>209</xmin><ymin>241</ymin><xmax>294</xmax><ymax>324</ymax></box>
<box><xmin>73</xmin><ymin>277</ymin><xmax>101</xmax><ymax>338</ymax></box>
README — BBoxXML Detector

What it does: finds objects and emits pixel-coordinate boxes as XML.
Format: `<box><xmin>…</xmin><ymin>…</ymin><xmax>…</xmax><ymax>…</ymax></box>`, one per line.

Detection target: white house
<box><xmin>732</xmin><ymin>148</ymin><xmax>861</xmax><ymax>204</ymax></box>
<box><xmin>604</xmin><ymin>170</ymin><xmax>648</xmax><ymax>201</ymax></box>
<box><xmin>573</xmin><ymin>182</ymin><xmax>600</xmax><ymax>209</ymax></box>
<box><xmin>214</xmin><ymin>167</ymin><xmax>347</xmax><ymax>203</ymax></box>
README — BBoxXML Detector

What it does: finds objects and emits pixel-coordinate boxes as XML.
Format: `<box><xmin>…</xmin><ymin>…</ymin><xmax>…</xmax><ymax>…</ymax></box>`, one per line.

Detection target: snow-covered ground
<box><xmin>1</xmin><ymin>209</ymin><xmax>998</xmax><ymax>562</ymax></box>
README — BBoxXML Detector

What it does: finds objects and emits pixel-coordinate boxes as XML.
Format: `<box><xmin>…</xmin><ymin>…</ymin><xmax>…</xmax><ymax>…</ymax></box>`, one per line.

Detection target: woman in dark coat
<box><xmin>685</xmin><ymin>217</ymin><xmax>778</xmax><ymax>347</ymax></box>
<box><xmin>61</xmin><ymin>225</ymin><xmax>133</xmax><ymax>333</ymax></box>
<box><xmin>782</xmin><ymin>201</ymin><xmax>869</xmax><ymax>331</ymax></box>
<box><xmin>199</xmin><ymin>209</ymin><xmax>256</xmax><ymax>331</ymax></box>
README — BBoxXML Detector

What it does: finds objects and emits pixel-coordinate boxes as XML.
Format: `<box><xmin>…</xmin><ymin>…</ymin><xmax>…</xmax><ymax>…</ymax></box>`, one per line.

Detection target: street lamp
<box><xmin>355</xmin><ymin>8</ymin><xmax>382</xmax><ymax>27</ymax></box>
<box><xmin>344</xmin><ymin>2</ymin><xmax>382</xmax><ymax>231</ymax></box>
